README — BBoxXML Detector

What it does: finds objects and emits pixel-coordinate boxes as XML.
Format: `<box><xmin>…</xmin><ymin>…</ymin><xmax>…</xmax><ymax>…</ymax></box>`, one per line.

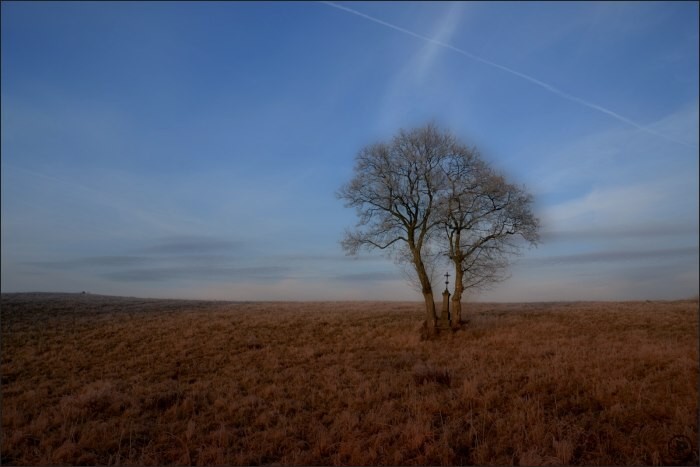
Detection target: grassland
<box><xmin>1</xmin><ymin>293</ymin><xmax>697</xmax><ymax>465</ymax></box>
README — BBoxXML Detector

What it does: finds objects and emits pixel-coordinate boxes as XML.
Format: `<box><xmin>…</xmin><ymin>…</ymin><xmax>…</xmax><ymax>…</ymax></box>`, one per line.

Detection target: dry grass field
<box><xmin>1</xmin><ymin>293</ymin><xmax>698</xmax><ymax>465</ymax></box>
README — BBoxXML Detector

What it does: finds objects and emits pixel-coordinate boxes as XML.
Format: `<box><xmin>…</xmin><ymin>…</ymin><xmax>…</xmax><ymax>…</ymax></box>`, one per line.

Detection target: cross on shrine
<box><xmin>444</xmin><ymin>271</ymin><xmax>450</xmax><ymax>288</ymax></box>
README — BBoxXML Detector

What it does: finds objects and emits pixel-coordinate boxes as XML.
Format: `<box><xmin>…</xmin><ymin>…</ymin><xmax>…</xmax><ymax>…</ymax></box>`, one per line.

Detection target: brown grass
<box><xmin>1</xmin><ymin>293</ymin><xmax>697</xmax><ymax>465</ymax></box>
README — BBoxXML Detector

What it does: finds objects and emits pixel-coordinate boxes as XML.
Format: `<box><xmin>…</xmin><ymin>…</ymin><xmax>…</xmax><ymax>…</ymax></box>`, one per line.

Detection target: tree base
<box><xmin>419</xmin><ymin>320</ymin><xmax>465</xmax><ymax>339</ymax></box>
<box><xmin>419</xmin><ymin>320</ymin><xmax>438</xmax><ymax>341</ymax></box>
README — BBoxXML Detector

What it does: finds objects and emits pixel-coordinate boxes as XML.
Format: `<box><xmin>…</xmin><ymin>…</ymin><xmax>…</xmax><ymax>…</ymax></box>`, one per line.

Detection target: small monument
<box><xmin>439</xmin><ymin>272</ymin><xmax>451</xmax><ymax>330</ymax></box>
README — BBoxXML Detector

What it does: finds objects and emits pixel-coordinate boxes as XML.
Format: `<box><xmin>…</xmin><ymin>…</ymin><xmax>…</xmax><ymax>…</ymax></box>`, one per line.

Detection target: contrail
<box><xmin>321</xmin><ymin>1</ymin><xmax>696</xmax><ymax>149</ymax></box>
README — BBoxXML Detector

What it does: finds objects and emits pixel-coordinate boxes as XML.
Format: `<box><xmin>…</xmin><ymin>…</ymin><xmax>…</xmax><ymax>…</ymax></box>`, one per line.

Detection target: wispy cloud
<box><xmin>480</xmin><ymin>242</ymin><xmax>698</xmax><ymax>302</ymax></box>
<box><xmin>541</xmin><ymin>177</ymin><xmax>698</xmax><ymax>234</ymax></box>
<box><xmin>102</xmin><ymin>266</ymin><xmax>292</xmax><ymax>283</ymax></box>
<box><xmin>140</xmin><ymin>236</ymin><xmax>243</xmax><ymax>255</ymax></box>
<box><xmin>332</xmin><ymin>271</ymin><xmax>402</xmax><ymax>282</ymax></box>
<box><xmin>377</xmin><ymin>2</ymin><xmax>465</xmax><ymax>129</ymax></box>
<box><xmin>525</xmin><ymin>246</ymin><xmax>698</xmax><ymax>266</ymax></box>
<box><xmin>541</xmin><ymin>222</ymin><xmax>699</xmax><ymax>242</ymax></box>
<box><xmin>322</xmin><ymin>1</ymin><xmax>697</xmax><ymax>148</ymax></box>
<box><xmin>26</xmin><ymin>256</ymin><xmax>149</xmax><ymax>269</ymax></box>
<box><xmin>524</xmin><ymin>101</ymin><xmax>699</xmax><ymax>195</ymax></box>
<box><xmin>411</xmin><ymin>2</ymin><xmax>465</xmax><ymax>84</ymax></box>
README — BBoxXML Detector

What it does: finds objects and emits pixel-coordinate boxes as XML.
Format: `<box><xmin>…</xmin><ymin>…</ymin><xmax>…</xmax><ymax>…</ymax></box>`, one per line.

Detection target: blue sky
<box><xmin>2</xmin><ymin>1</ymin><xmax>698</xmax><ymax>301</ymax></box>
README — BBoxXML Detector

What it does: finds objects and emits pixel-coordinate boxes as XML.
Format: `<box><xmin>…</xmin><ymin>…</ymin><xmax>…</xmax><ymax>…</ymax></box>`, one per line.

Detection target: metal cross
<box><xmin>444</xmin><ymin>271</ymin><xmax>450</xmax><ymax>287</ymax></box>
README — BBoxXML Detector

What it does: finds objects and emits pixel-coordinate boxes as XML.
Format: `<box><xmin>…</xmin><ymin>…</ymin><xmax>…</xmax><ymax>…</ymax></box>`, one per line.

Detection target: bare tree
<box><xmin>440</xmin><ymin>149</ymin><xmax>539</xmax><ymax>327</ymax></box>
<box><xmin>337</xmin><ymin>124</ymin><xmax>455</xmax><ymax>330</ymax></box>
<box><xmin>338</xmin><ymin>123</ymin><xmax>539</xmax><ymax>333</ymax></box>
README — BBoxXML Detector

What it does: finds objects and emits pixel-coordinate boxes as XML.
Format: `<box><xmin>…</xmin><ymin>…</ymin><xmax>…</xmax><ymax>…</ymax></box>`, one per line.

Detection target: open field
<box><xmin>1</xmin><ymin>293</ymin><xmax>698</xmax><ymax>465</ymax></box>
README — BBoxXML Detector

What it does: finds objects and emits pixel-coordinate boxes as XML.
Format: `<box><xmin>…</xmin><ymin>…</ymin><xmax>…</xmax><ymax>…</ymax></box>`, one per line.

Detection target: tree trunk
<box><xmin>422</xmin><ymin>290</ymin><xmax>437</xmax><ymax>329</ymax></box>
<box><xmin>450</xmin><ymin>231</ymin><xmax>463</xmax><ymax>328</ymax></box>
<box><xmin>412</xmin><ymin>246</ymin><xmax>437</xmax><ymax>329</ymax></box>
<box><xmin>451</xmin><ymin>266</ymin><xmax>463</xmax><ymax>328</ymax></box>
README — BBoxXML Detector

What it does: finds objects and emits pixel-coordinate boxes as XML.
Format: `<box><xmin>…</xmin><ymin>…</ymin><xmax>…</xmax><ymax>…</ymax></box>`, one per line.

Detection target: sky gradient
<box><xmin>2</xmin><ymin>1</ymin><xmax>698</xmax><ymax>301</ymax></box>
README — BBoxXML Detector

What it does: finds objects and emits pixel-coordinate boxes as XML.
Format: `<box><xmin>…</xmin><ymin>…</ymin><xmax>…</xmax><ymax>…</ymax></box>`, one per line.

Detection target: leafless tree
<box><xmin>440</xmin><ymin>149</ymin><xmax>539</xmax><ymax>326</ymax></box>
<box><xmin>337</xmin><ymin>124</ymin><xmax>455</xmax><ymax>330</ymax></box>
<box><xmin>338</xmin><ymin>123</ymin><xmax>539</xmax><ymax>333</ymax></box>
